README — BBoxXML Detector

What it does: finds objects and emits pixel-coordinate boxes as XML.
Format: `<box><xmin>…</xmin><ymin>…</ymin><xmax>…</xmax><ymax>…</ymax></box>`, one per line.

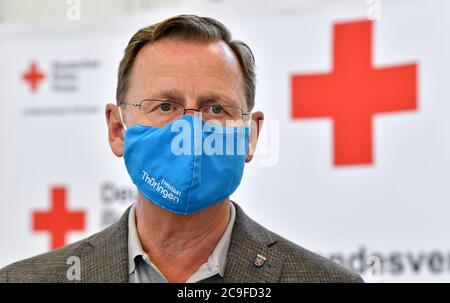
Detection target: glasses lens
<box><xmin>139</xmin><ymin>100</ymin><xmax>184</xmax><ymax>126</ymax></box>
<box><xmin>201</xmin><ymin>105</ymin><xmax>248</xmax><ymax>126</ymax></box>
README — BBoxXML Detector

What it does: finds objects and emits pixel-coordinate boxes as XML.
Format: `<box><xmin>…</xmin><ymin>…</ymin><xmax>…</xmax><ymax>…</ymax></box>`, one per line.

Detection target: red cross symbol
<box><xmin>22</xmin><ymin>62</ymin><xmax>45</xmax><ymax>92</ymax></box>
<box><xmin>32</xmin><ymin>187</ymin><xmax>85</xmax><ymax>250</ymax></box>
<box><xmin>292</xmin><ymin>20</ymin><xmax>417</xmax><ymax>166</ymax></box>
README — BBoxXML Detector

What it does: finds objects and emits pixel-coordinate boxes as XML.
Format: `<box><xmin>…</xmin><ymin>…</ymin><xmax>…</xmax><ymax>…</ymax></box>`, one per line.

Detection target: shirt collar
<box><xmin>127</xmin><ymin>204</ymin><xmax>147</xmax><ymax>275</ymax></box>
<box><xmin>127</xmin><ymin>202</ymin><xmax>236</xmax><ymax>278</ymax></box>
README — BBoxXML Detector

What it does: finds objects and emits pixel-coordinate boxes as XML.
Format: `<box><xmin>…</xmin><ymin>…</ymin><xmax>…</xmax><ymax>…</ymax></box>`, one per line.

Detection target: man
<box><xmin>0</xmin><ymin>15</ymin><xmax>362</xmax><ymax>283</ymax></box>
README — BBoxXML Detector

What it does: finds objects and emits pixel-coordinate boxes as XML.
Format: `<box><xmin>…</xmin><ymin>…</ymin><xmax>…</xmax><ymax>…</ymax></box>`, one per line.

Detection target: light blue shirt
<box><xmin>128</xmin><ymin>202</ymin><xmax>236</xmax><ymax>283</ymax></box>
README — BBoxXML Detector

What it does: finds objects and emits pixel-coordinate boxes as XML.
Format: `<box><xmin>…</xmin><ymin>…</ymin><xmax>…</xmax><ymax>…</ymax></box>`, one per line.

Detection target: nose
<box><xmin>182</xmin><ymin>98</ymin><xmax>202</xmax><ymax>117</ymax></box>
<box><xmin>184</xmin><ymin>108</ymin><xmax>201</xmax><ymax>116</ymax></box>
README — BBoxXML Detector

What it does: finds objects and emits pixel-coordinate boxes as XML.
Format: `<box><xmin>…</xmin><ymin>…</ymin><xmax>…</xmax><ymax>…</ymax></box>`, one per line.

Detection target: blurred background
<box><xmin>0</xmin><ymin>0</ymin><xmax>352</xmax><ymax>22</ymax></box>
<box><xmin>1</xmin><ymin>0</ymin><xmax>450</xmax><ymax>282</ymax></box>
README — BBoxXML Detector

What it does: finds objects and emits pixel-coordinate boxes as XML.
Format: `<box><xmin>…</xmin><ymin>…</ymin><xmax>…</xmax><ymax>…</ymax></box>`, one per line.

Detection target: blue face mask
<box><xmin>122</xmin><ymin>114</ymin><xmax>250</xmax><ymax>215</ymax></box>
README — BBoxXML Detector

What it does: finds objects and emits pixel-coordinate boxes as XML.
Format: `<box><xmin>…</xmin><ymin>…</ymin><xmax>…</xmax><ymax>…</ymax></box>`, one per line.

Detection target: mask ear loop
<box><xmin>243</xmin><ymin>112</ymin><xmax>252</xmax><ymax>158</ymax></box>
<box><xmin>118</xmin><ymin>106</ymin><xmax>128</xmax><ymax>131</ymax></box>
<box><xmin>245</xmin><ymin>112</ymin><xmax>252</xmax><ymax>137</ymax></box>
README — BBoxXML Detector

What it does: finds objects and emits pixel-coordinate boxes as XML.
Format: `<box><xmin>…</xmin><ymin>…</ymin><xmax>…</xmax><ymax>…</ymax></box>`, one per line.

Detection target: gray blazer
<box><xmin>0</xmin><ymin>203</ymin><xmax>363</xmax><ymax>283</ymax></box>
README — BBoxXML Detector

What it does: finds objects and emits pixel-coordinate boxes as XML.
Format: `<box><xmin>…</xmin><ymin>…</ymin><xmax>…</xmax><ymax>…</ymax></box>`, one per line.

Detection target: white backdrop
<box><xmin>1</xmin><ymin>0</ymin><xmax>450</xmax><ymax>282</ymax></box>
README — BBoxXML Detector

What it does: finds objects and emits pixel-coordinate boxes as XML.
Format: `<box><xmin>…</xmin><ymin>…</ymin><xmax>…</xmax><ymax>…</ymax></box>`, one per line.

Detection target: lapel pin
<box><xmin>253</xmin><ymin>254</ymin><xmax>267</xmax><ymax>268</ymax></box>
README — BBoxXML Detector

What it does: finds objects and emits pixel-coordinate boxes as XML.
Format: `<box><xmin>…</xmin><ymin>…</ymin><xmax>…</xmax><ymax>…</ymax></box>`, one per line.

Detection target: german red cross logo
<box><xmin>292</xmin><ymin>20</ymin><xmax>418</xmax><ymax>166</ymax></box>
<box><xmin>32</xmin><ymin>187</ymin><xmax>85</xmax><ymax>250</ymax></box>
<box><xmin>22</xmin><ymin>61</ymin><xmax>45</xmax><ymax>92</ymax></box>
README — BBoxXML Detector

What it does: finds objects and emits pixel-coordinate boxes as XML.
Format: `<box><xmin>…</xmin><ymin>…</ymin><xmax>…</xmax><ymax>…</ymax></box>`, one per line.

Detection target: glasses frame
<box><xmin>118</xmin><ymin>98</ymin><xmax>251</xmax><ymax>122</ymax></box>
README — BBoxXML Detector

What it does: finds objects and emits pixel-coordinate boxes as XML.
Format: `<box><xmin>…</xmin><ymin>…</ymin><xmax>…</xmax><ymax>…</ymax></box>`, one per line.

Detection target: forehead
<box><xmin>137</xmin><ymin>38</ymin><xmax>242</xmax><ymax>73</ymax></box>
<box><xmin>126</xmin><ymin>38</ymin><xmax>246</xmax><ymax>107</ymax></box>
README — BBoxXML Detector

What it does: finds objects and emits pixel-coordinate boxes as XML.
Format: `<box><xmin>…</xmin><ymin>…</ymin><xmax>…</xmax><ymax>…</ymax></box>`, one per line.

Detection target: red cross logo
<box><xmin>32</xmin><ymin>187</ymin><xmax>85</xmax><ymax>250</ymax></box>
<box><xmin>22</xmin><ymin>62</ymin><xmax>45</xmax><ymax>92</ymax></box>
<box><xmin>292</xmin><ymin>20</ymin><xmax>418</xmax><ymax>166</ymax></box>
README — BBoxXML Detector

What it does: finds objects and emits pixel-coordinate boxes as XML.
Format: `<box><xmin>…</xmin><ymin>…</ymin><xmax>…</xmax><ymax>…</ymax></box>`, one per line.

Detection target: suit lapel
<box><xmin>76</xmin><ymin>203</ymin><xmax>285</xmax><ymax>283</ymax></box>
<box><xmin>78</xmin><ymin>207</ymin><xmax>131</xmax><ymax>283</ymax></box>
<box><xmin>224</xmin><ymin>203</ymin><xmax>285</xmax><ymax>283</ymax></box>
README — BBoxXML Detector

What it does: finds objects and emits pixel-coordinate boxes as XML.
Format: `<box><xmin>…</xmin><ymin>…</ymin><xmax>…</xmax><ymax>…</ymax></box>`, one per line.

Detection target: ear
<box><xmin>246</xmin><ymin>111</ymin><xmax>264</xmax><ymax>163</ymax></box>
<box><xmin>105</xmin><ymin>103</ymin><xmax>125</xmax><ymax>157</ymax></box>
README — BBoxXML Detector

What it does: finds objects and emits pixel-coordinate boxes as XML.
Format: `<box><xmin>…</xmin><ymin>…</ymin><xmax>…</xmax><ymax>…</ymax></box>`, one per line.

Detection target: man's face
<box><xmin>106</xmin><ymin>38</ymin><xmax>263</xmax><ymax>162</ymax></box>
<box><xmin>125</xmin><ymin>38</ymin><xmax>247</xmax><ymax>124</ymax></box>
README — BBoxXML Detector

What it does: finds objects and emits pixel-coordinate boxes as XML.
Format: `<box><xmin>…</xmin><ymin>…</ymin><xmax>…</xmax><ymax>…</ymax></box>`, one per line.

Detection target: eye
<box><xmin>210</xmin><ymin>105</ymin><xmax>224</xmax><ymax>114</ymax></box>
<box><xmin>159</xmin><ymin>102</ymin><xmax>173</xmax><ymax>112</ymax></box>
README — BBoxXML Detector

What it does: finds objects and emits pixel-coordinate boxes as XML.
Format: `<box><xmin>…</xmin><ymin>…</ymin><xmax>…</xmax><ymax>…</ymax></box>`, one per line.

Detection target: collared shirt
<box><xmin>128</xmin><ymin>202</ymin><xmax>236</xmax><ymax>283</ymax></box>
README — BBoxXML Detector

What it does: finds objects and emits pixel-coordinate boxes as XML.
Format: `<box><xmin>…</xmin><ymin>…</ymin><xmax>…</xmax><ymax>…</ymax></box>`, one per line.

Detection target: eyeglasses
<box><xmin>118</xmin><ymin>99</ymin><xmax>251</xmax><ymax>127</ymax></box>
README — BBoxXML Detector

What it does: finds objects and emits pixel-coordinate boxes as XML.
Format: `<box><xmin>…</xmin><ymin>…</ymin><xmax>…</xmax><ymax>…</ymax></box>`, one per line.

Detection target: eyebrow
<box><xmin>201</xmin><ymin>91</ymin><xmax>237</xmax><ymax>106</ymax></box>
<box><xmin>149</xmin><ymin>89</ymin><xmax>184</xmax><ymax>101</ymax></box>
<box><xmin>146</xmin><ymin>89</ymin><xmax>240</xmax><ymax>107</ymax></box>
